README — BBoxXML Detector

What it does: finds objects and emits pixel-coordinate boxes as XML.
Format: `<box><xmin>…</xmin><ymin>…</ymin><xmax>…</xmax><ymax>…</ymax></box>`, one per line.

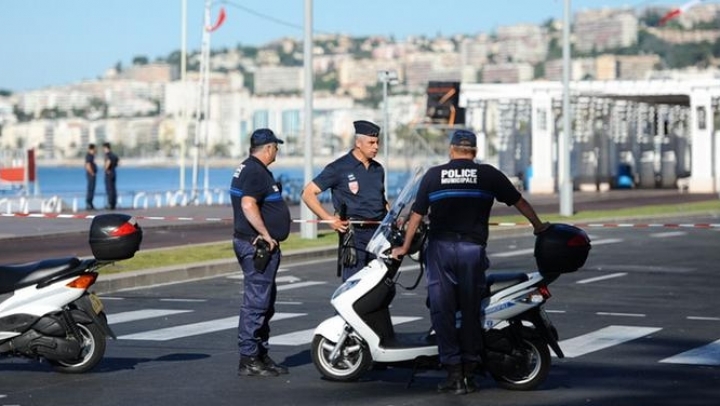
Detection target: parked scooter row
<box><xmin>0</xmin><ymin>214</ymin><xmax>142</xmax><ymax>373</ymax></box>
<box><xmin>311</xmin><ymin>167</ymin><xmax>591</xmax><ymax>390</ymax></box>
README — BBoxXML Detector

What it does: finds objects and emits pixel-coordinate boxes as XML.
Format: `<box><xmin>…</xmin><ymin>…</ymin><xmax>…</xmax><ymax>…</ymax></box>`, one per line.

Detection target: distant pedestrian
<box><xmin>231</xmin><ymin>128</ymin><xmax>291</xmax><ymax>377</ymax></box>
<box><xmin>301</xmin><ymin>120</ymin><xmax>388</xmax><ymax>282</ymax></box>
<box><xmin>102</xmin><ymin>142</ymin><xmax>119</xmax><ymax>210</ymax></box>
<box><xmin>84</xmin><ymin>143</ymin><xmax>97</xmax><ymax>210</ymax></box>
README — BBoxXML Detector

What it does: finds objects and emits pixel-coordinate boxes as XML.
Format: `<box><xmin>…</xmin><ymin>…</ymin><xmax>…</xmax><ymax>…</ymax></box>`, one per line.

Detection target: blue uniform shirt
<box><xmin>230</xmin><ymin>156</ymin><xmax>291</xmax><ymax>241</ymax></box>
<box><xmin>412</xmin><ymin>159</ymin><xmax>521</xmax><ymax>245</ymax></box>
<box><xmin>312</xmin><ymin>151</ymin><xmax>387</xmax><ymax>220</ymax></box>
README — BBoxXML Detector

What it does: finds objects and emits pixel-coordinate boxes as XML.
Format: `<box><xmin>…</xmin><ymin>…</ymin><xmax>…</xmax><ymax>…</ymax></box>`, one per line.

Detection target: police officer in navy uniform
<box><xmin>231</xmin><ymin>128</ymin><xmax>291</xmax><ymax>377</ymax></box>
<box><xmin>391</xmin><ymin>129</ymin><xmax>548</xmax><ymax>395</ymax></box>
<box><xmin>84</xmin><ymin>143</ymin><xmax>97</xmax><ymax>210</ymax></box>
<box><xmin>302</xmin><ymin>120</ymin><xmax>388</xmax><ymax>281</ymax></box>
<box><xmin>102</xmin><ymin>142</ymin><xmax>119</xmax><ymax>210</ymax></box>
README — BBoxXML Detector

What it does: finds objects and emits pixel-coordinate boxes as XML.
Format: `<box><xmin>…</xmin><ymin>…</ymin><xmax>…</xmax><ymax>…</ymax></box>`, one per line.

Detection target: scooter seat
<box><xmin>486</xmin><ymin>272</ymin><xmax>529</xmax><ymax>294</ymax></box>
<box><xmin>0</xmin><ymin>257</ymin><xmax>81</xmax><ymax>294</ymax></box>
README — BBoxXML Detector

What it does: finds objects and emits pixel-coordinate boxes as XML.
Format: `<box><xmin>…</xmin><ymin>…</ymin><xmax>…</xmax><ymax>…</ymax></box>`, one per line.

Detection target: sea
<box><xmin>22</xmin><ymin>165</ymin><xmax>413</xmax><ymax>210</ymax></box>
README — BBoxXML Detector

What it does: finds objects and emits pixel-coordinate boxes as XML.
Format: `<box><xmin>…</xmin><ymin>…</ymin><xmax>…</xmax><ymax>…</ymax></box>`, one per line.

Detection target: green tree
<box><xmin>132</xmin><ymin>55</ymin><xmax>149</xmax><ymax>65</ymax></box>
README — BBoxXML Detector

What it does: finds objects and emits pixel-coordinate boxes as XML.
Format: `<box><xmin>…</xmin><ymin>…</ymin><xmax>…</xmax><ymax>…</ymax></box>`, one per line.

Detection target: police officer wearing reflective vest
<box><xmin>302</xmin><ymin>120</ymin><xmax>388</xmax><ymax>282</ymax></box>
<box><xmin>231</xmin><ymin>128</ymin><xmax>291</xmax><ymax>377</ymax></box>
<box><xmin>391</xmin><ymin>129</ymin><xmax>548</xmax><ymax>395</ymax></box>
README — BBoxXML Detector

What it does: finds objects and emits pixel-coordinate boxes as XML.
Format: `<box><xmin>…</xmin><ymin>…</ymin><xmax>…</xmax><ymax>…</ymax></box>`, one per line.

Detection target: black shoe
<box><xmin>463</xmin><ymin>362</ymin><xmax>479</xmax><ymax>393</ymax></box>
<box><xmin>238</xmin><ymin>356</ymin><xmax>279</xmax><ymax>377</ymax></box>
<box><xmin>438</xmin><ymin>364</ymin><xmax>466</xmax><ymax>395</ymax></box>
<box><xmin>260</xmin><ymin>354</ymin><xmax>288</xmax><ymax>375</ymax></box>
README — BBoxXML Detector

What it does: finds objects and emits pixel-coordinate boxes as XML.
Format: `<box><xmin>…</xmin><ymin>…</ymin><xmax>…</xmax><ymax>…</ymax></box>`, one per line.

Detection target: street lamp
<box><xmin>377</xmin><ymin>70</ymin><xmax>398</xmax><ymax>168</ymax></box>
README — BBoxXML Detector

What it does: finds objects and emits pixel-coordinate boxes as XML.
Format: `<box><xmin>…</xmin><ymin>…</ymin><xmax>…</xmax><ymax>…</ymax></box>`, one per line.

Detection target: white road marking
<box><xmin>491</xmin><ymin>238</ymin><xmax>622</xmax><ymax>259</ymax></box>
<box><xmin>117</xmin><ymin>312</ymin><xmax>305</xmax><ymax>341</ymax></box>
<box><xmin>275</xmin><ymin>275</ymin><xmax>302</xmax><ymax>283</ymax></box>
<box><xmin>589</xmin><ymin>238</ymin><xmax>624</xmax><ymax>246</ymax></box>
<box><xmin>558</xmin><ymin>325</ymin><xmax>661</xmax><ymax>358</ymax></box>
<box><xmin>687</xmin><ymin>316</ymin><xmax>720</xmax><ymax>321</ymax></box>
<box><xmin>269</xmin><ymin>316</ymin><xmax>423</xmax><ymax>346</ymax></box>
<box><xmin>545</xmin><ymin>310</ymin><xmax>566</xmax><ymax>314</ymax></box>
<box><xmin>577</xmin><ymin>272</ymin><xmax>628</xmax><ymax>284</ymax></box>
<box><xmin>275</xmin><ymin>301</ymin><xmax>303</xmax><ymax>305</ymax></box>
<box><xmin>107</xmin><ymin>309</ymin><xmax>193</xmax><ymax>324</ymax></box>
<box><xmin>596</xmin><ymin>312</ymin><xmax>646</xmax><ymax>318</ymax></box>
<box><xmin>660</xmin><ymin>339</ymin><xmax>720</xmax><ymax>366</ymax></box>
<box><xmin>159</xmin><ymin>298</ymin><xmax>207</xmax><ymax>303</ymax></box>
<box><xmin>276</xmin><ymin>281</ymin><xmax>326</xmax><ymax>291</ymax></box>
<box><xmin>650</xmin><ymin>231</ymin><xmax>687</xmax><ymax>238</ymax></box>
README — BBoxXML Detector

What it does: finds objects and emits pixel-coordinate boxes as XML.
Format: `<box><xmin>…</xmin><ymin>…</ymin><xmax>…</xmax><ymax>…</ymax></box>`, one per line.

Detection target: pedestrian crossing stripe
<box><xmin>108</xmin><ymin>310</ymin><xmax>720</xmax><ymax>366</ymax></box>
<box><xmin>107</xmin><ymin>309</ymin><xmax>193</xmax><ymax>325</ymax></box>
<box><xmin>269</xmin><ymin>316</ymin><xmax>423</xmax><ymax>346</ymax></box>
<box><xmin>117</xmin><ymin>312</ymin><xmax>305</xmax><ymax>341</ymax></box>
<box><xmin>659</xmin><ymin>339</ymin><xmax>720</xmax><ymax>366</ymax></box>
<box><xmin>555</xmin><ymin>325</ymin><xmax>662</xmax><ymax>358</ymax></box>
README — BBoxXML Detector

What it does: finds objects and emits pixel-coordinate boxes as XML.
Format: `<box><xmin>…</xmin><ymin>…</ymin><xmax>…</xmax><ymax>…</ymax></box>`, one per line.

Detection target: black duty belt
<box><xmin>234</xmin><ymin>232</ymin><xmax>257</xmax><ymax>243</ymax></box>
<box><xmin>349</xmin><ymin>217</ymin><xmax>382</xmax><ymax>229</ymax></box>
<box><xmin>430</xmin><ymin>231</ymin><xmax>485</xmax><ymax>246</ymax></box>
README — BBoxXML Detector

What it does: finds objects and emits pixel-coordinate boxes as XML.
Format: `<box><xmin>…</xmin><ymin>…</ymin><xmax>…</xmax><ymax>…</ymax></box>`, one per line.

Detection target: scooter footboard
<box><xmin>314</xmin><ymin>315</ymin><xmax>347</xmax><ymax>343</ymax></box>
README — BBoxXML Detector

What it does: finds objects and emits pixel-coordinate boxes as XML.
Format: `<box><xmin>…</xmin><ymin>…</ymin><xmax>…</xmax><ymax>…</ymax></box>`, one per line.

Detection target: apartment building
<box><xmin>495</xmin><ymin>24</ymin><xmax>549</xmax><ymax>64</ymax></box>
<box><xmin>253</xmin><ymin>66</ymin><xmax>304</xmax><ymax>95</ymax></box>
<box><xmin>596</xmin><ymin>54</ymin><xmax>661</xmax><ymax>80</ymax></box>
<box><xmin>545</xmin><ymin>58</ymin><xmax>598</xmax><ymax>81</ymax></box>
<box><xmin>481</xmin><ymin>63</ymin><xmax>534</xmax><ymax>83</ymax></box>
<box><xmin>574</xmin><ymin>9</ymin><xmax>638</xmax><ymax>53</ymax></box>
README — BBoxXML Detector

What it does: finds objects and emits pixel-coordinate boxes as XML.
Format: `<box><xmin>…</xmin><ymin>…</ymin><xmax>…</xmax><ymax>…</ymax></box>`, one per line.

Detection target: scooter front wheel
<box><xmin>49</xmin><ymin>322</ymin><xmax>106</xmax><ymax>374</ymax></box>
<box><xmin>311</xmin><ymin>334</ymin><xmax>371</xmax><ymax>381</ymax></box>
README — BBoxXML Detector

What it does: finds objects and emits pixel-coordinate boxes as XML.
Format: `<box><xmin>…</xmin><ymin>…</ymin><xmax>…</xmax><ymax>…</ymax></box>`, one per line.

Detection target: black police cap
<box><xmin>353</xmin><ymin>120</ymin><xmax>380</xmax><ymax>137</ymax></box>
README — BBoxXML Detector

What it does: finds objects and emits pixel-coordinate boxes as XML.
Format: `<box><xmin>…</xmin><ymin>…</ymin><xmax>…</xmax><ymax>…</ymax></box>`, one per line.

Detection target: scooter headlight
<box><xmin>332</xmin><ymin>278</ymin><xmax>360</xmax><ymax>300</ymax></box>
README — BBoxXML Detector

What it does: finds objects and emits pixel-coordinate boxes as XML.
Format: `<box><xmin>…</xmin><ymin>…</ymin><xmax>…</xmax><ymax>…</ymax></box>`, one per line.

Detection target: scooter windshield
<box><xmin>366</xmin><ymin>166</ymin><xmax>427</xmax><ymax>258</ymax></box>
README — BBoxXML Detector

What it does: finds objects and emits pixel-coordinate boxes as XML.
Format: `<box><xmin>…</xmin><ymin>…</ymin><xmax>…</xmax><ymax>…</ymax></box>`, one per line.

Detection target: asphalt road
<box><xmin>2</xmin><ymin>218</ymin><xmax>719</xmax><ymax>406</ymax></box>
<box><xmin>1</xmin><ymin>190</ymin><xmax>716</xmax><ymax>264</ymax></box>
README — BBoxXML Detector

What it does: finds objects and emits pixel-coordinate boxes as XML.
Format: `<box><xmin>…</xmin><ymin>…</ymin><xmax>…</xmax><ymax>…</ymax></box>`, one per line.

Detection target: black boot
<box><xmin>238</xmin><ymin>356</ymin><xmax>279</xmax><ymax>377</ymax></box>
<box><xmin>437</xmin><ymin>364</ymin><xmax>466</xmax><ymax>395</ymax></box>
<box><xmin>463</xmin><ymin>362</ymin><xmax>479</xmax><ymax>393</ymax></box>
<box><xmin>260</xmin><ymin>353</ymin><xmax>289</xmax><ymax>375</ymax></box>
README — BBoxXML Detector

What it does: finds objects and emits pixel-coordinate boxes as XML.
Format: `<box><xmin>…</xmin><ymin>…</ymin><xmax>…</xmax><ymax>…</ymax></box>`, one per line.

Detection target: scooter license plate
<box><xmin>89</xmin><ymin>293</ymin><xmax>104</xmax><ymax>314</ymax></box>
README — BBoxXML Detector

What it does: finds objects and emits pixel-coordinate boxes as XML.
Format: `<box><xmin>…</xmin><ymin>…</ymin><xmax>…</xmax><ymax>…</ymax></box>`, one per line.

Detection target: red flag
<box><xmin>659</xmin><ymin>0</ymin><xmax>703</xmax><ymax>26</ymax></box>
<box><xmin>206</xmin><ymin>6</ymin><xmax>226</xmax><ymax>32</ymax></box>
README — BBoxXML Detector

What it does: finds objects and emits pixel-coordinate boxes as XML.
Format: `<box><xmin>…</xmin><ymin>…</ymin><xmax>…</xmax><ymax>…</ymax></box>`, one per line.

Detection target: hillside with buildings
<box><xmin>1</xmin><ymin>3</ymin><xmax>720</xmax><ymax>164</ymax></box>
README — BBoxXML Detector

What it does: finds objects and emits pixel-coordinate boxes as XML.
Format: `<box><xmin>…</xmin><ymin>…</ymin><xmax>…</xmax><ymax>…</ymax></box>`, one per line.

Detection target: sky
<box><xmin>0</xmin><ymin>0</ymin><xmax>687</xmax><ymax>92</ymax></box>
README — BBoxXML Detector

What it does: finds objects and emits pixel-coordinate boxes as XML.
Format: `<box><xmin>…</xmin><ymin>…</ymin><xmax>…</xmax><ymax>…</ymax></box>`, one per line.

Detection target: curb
<box><xmin>95</xmin><ymin>246</ymin><xmax>337</xmax><ymax>294</ymax></box>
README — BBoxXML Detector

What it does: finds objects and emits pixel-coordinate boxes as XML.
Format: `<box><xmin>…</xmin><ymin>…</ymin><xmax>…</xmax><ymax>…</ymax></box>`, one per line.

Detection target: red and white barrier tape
<box><xmin>489</xmin><ymin>222</ymin><xmax>720</xmax><ymax>229</ymax></box>
<box><xmin>1</xmin><ymin>212</ymin><xmax>719</xmax><ymax>228</ymax></box>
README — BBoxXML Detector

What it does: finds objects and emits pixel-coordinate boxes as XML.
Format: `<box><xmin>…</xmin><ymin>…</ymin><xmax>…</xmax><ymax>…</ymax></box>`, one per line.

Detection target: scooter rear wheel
<box><xmin>48</xmin><ymin>322</ymin><xmax>106</xmax><ymax>374</ymax></box>
<box><xmin>311</xmin><ymin>334</ymin><xmax>371</xmax><ymax>382</ymax></box>
<box><xmin>490</xmin><ymin>330</ymin><xmax>551</xmax><ymax>391</ymax></box>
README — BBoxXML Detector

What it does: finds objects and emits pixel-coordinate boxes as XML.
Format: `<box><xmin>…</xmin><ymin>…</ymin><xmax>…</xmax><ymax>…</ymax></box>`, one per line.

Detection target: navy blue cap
<box><xmin>450</xmin><ymin>129</ymin><xmax>477</xmax><ymax>147</ymax></box>
<box><xmin>353</xmin><ymin>120</ymin><xmax>380</xmax><ymax>137</ymax></box>
<box><xmin>250</xmin><ymin>128</ymin><xmax>284</xmax><ymax>147</ymax></box>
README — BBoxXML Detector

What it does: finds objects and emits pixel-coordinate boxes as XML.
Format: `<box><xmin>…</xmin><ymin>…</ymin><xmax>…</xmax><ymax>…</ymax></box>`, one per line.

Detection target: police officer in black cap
<box><xmin>391</xmin><ymin>129</ymin><xmax>548</xmax><ymax>395</ymax></box>
<box><xmin>302</xmin><ymin>120</ymin><xmax>388</xmax><ymax>281</ymax></box>
<box><xmin>231</xmin><ymin>128</ymin><xmax>291</xmax><ymax>377</ymax></box>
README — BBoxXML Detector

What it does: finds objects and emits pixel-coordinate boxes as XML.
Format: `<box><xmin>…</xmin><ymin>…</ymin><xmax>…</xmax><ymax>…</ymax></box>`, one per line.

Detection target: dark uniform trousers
<box><xmin>234</xmin><ymin>237</ymin><xmax>282</xmax><ymax>357</ymax></box>
<box><xmin>342</xmin><ymin>226</ymin><xmax>377</xmax><ymax>281</ymax></box>
<box><xmin>425</xmin><ymin>238</ymin><xmax>490</xmax><ymax>366</ymax></box>
<box><xmin>105</xmin><ymin>172</ymin><xmax>117</xmax><ymax>209</ymax></box>
<box><xmin>86</xmin><ymin>173</ymin><xmax>96</xmax><ymax>207</ymax></box>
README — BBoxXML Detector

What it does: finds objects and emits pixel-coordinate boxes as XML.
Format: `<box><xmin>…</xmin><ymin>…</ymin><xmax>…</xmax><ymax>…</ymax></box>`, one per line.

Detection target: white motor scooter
<box><xmin>0</xmin><ymin>214</ymin><xmax>142</xmax><ymax>373</ymax></box>
<box><xmin>310</xmin><ymin>168</ymin><xmax>591</xmax><ymax>390</ymax></box>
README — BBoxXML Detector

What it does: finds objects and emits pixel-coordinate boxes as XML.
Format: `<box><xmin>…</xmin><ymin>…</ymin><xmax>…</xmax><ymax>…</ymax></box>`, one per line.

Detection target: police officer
<box><xmin>391</xmin><ymin>129</ymin><xmax>548</xmax><ymax>395</ymax></box>
<box><xmin>84</xmin><ymin>143</ymin><xmax>97</xmax><ymax>210</ymax></box>
<box><xmin>231</xmin><ymin>128</ymin><xmax>291</xmax><ymax>377</ymax></box>
<box><xmin>102</xmin><ymin>142</ymin><xmax>119</xmax><ymax>210</ymax></box>
<box><xmin>301</xmin><ymin>120</ymin><xmax>388</xmax><ymax>281</ymax></box>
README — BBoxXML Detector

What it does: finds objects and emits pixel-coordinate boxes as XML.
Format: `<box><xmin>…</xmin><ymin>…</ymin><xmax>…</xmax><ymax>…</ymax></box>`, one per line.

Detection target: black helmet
<box><xmin>534</xmin><ymin>223</ymin><xmax>591</xmax><ymax>275</ymax></box>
